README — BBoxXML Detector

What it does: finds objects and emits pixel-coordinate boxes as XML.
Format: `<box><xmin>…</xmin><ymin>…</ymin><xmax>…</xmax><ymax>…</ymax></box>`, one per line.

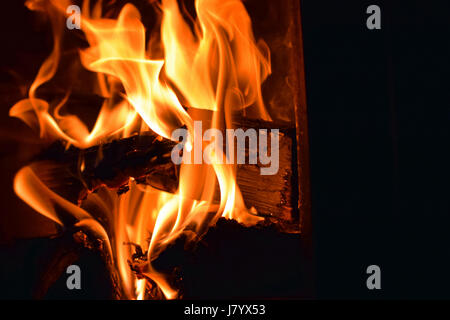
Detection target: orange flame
<box><xmin>11</xmin><ymin>0</ymin><xmax>271</xmax><ymax>299</ymax></box>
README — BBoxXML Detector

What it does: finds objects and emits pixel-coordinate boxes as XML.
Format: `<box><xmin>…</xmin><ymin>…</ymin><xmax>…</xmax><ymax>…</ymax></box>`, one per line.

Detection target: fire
<box><xmin>10</xmin><ymin>0</ymin><xmax>271</xmax><ymax>299</ymax></box>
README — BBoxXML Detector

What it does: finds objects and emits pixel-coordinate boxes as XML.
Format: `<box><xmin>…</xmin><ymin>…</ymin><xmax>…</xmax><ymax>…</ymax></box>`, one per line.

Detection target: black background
<box><xmin>301</xmin><ymin>0</ymin><xmax>450</xmax><ymax>298</ymax></box>
<box><xmin>0</xmin><ymin>0</ymin><xmax>449</xmax><ymax>299</ymax></box>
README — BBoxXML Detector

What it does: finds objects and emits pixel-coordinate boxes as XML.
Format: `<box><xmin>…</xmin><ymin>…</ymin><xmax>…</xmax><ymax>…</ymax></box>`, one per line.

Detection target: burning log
<box><xmin>28</xmin><ymin>218</ymin><xmax>304</xmax><ymax>299</ymax></box>
<box><xmin>131</xmin><ymin>218</ymin><xmax>307</xmax><ymax>299</ymax></box>
<box><xmin>32</xmin><ymin>227</ymin><xmax>121</xmax><ymax>299</ymax></box>
<box><xmin>33</xmin><ymin>118</ymin><xmax>299</xmax><ymax>233</ymax></box>
<box><xmin>4</xmin><ymin>0</ymin><xmax>311</xmax><ymax>300</ymax></box>
<box><xmin>34</xmin><ymin>131</ymin><xmax>179</xmax><ymax>202</ymax></box>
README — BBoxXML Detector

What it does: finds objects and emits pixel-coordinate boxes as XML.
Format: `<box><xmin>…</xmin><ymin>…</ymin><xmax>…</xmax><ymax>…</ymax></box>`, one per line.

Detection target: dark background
<box><xmin>301</xmin><ymin>0</ymin><xmax>450</xmax><ymax>298</ymax></box>
<box><xmin>0</xmin><ymin>0</ymin><xmax>449</xmax><ymax>299</ymax></box>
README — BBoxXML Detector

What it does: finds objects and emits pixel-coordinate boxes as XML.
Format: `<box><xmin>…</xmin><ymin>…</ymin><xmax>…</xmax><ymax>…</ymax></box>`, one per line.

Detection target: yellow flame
<box><xmin>11</xmin><ymin>0</ymin><xmax>271</xmax><ymax>299</ymax></box>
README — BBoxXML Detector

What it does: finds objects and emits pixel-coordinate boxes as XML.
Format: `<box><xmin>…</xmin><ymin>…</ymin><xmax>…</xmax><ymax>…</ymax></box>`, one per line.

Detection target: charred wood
<box><xmin>33</xmin><ymin>119</ymin><xmax>298</xmax><ymax>233</ymax></box>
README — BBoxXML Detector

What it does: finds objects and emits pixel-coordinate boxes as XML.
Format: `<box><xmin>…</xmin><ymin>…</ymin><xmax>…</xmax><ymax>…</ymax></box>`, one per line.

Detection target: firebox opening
<box><xmin>2</xmin><ymin>0</ymin><xmax>311</xmax><ymax>300</ymax></box>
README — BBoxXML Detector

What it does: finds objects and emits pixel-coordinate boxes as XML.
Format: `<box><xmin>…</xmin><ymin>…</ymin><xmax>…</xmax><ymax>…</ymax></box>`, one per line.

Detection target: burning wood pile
<box><xmin>6</xmin><ymin>0</ymin><xmax>311</xmax><ymax>299</ymax></box>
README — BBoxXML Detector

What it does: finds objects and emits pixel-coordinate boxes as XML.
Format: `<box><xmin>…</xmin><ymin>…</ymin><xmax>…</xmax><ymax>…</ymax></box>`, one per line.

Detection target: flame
<box><xmin>11</xmin><ymin>0</ymin><xmax>271</xmax><ymax>299</ymax></box>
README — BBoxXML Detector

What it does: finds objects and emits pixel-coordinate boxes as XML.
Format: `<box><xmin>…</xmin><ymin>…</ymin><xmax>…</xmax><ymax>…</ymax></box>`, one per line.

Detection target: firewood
<box><xmin>34</xmin><ymin>132</ymin><xmax>178</xmax><ymax>203</ymax></box>
<box><xmin>32</xmin><ymin>119</ymin><xmax>298</xmax><ymax>233</ymax></box>
<box><xmin>30</xmin><ymin>217</ymin><xmax>306</xmax><ymax>299</ymax></box>
<box><xmin>145</xmin><ymin>218</ymin><xmax>307</xmax><ymax>299</ymax></box>
<box><xmin>32</xmin><ymin>227</ymin><xmax>122</xmax><ymax>299</ymax></box>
